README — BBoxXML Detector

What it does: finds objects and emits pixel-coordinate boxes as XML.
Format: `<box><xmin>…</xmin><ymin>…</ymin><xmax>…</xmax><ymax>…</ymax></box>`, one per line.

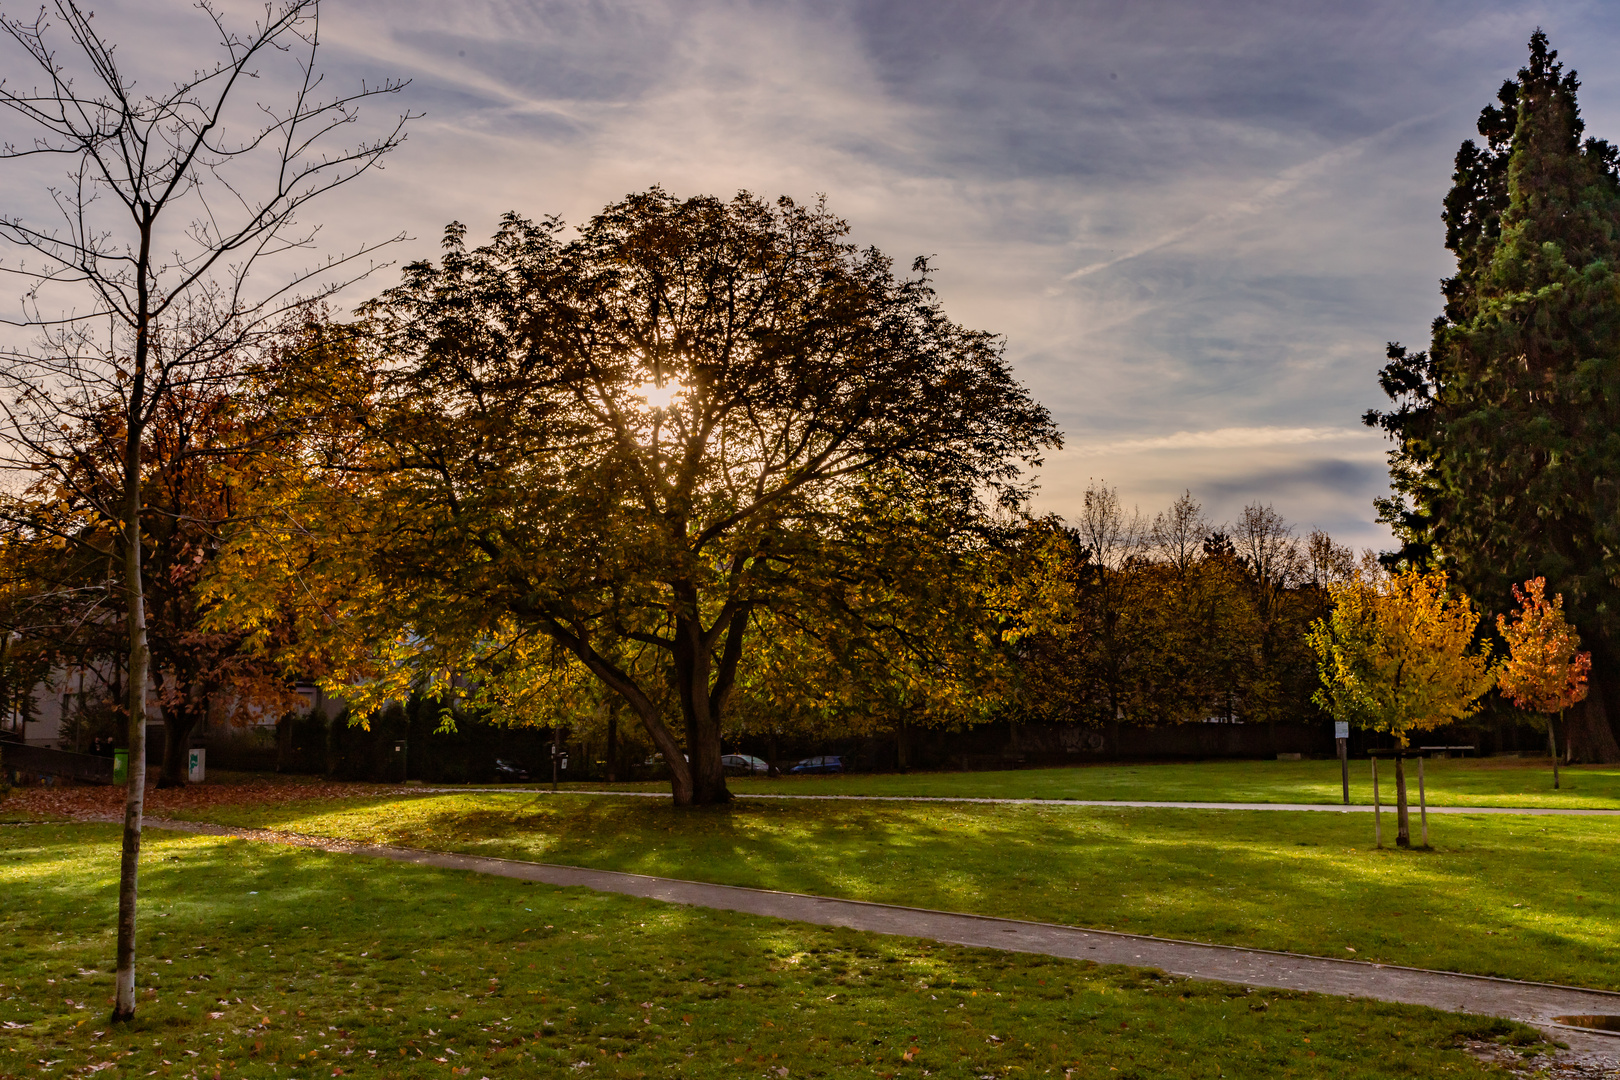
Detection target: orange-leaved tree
<box><xmin>1496</xmin><ymin>577</ymin><xmax>1590</xmax><ymax>789</ymax></box>
<box><xmin>1308</xmin><ymin>567</ymin><xmax>1496</xmax><ymax>846</ymax></box>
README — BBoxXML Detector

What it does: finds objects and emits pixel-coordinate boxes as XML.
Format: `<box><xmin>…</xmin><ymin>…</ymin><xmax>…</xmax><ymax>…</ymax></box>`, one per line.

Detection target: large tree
<box><xmin>220</xmin><ymin>191</ymin><xmax>1059</xmax><ymax>805</ymax></box>
<box><xmin>1368</xmin><ymin>31</ymin><xmax>1620</xmax><ymax>761</ymax></box>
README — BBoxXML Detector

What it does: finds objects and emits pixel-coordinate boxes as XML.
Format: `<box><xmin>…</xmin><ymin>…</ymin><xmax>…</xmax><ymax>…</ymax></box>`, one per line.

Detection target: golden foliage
<box><xmin>1307</xmin><ymin>568</ymin><xmax>1496</xmax><ymax>746</ymax></box>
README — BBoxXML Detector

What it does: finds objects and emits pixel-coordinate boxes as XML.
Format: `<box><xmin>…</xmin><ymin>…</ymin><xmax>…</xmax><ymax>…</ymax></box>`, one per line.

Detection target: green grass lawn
<box><xmin>556</xmin><ymin>756</ymin><xmax>1620</xmax><ymax>809</ymax></box>
<box><xmin>168</xmin><ymin>792</ymin><xmax>1620</xmax><ymax>992</ymax></box>
<box><xmin>0</xmin><ymin>824</ymin><xmax>1544</xmax><ymax>1080</ymax></box>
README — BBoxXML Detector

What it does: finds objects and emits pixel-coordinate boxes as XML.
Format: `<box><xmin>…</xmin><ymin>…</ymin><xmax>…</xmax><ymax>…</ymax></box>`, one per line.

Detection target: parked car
<box><xmin>493</xmin><ymin>758</ymin><xmax>532</xmax><ymax>782</ymax></box>
<box><xmin>721</xmin><ymin>753</ymin><xmax>770</xmax><ymax>775</ymax></box>
<box><xmin>789</xmin><ymin>755</ymin><xmax>843</xmax><ymax>774</ymax></box>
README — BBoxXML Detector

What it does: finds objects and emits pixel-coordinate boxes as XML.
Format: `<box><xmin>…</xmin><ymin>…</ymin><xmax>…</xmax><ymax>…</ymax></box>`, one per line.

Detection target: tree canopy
<box><xmin>216</xmin><ymin>189</ymin><xmax>1060</xmax><ymax>804</ymax></box>
<box><xmin>1496</xmin><ymin>576</ymin><xmax>1590</xmax><ymax>717</ymax></box>
<box><xmin>1307</xmin><ymin>568</ymin><xmax>1496</xmax><ymax>747</ymax></box>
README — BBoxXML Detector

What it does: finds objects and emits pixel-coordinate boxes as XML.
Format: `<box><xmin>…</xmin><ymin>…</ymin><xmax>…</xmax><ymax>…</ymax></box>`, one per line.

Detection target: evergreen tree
<box><xmin>1368</xmin><ymin>31</ymin><xmax>1620</xmax><ymax>760</ymax></box>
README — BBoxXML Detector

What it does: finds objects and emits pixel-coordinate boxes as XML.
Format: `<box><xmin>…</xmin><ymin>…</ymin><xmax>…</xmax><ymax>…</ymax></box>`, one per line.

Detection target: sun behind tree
<box><xmin>211</xmin><ymin>189</ymin><xmax>1060</xmax><ymax>806</ymax></box>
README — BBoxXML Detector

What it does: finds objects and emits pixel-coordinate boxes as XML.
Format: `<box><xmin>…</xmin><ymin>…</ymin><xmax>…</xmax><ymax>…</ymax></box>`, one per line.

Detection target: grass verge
<box><xmin>1</xmin><ymin>823</ymin><xmax>1546</xmax><ymax>1079</ymax></box>
<box><xmin>167</xmin><ymin>793</ymin><xmax>1620</xmax><ymax>990</ymax></box>
<box><xmin>558</xmin><ymin>757</ymin><xmax>1620</xmax><ymax>809</ymax></box>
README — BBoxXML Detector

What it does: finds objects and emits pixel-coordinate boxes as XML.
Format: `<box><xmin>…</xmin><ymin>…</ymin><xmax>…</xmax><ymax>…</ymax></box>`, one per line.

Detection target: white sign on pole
<box><xmin>1334</xmin><ymin>722</ymin><xmax>1350</xmax><ymax>740</ymax></box>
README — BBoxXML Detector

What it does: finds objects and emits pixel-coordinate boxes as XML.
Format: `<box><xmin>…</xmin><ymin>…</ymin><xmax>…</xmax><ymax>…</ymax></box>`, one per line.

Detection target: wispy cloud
<box><xmin>1069</xmin><ymin>426</ymin><xmax>1379</xmax><ymax>456</ymax></box>
<box><xmin>1059</xmin><ymin>111</ymin><xmax>1447</xmax><ymax>282</ymax></box>
<box><xmin>14</xmin><ymin>0</ymin><xmax>1618</xmax><ymax>554</ymax></box>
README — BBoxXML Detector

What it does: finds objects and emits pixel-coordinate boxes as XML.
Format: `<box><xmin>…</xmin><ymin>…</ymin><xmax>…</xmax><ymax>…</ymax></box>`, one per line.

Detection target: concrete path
<box><xmin>431</xmin><ymin>786</ymin><xmax>1620</xmax><ymax>816</ymax></box>
<box><xmin>148</xmin><ymin>815</ymin><xmax>1620</xmax><ymax>1061</ymax></box>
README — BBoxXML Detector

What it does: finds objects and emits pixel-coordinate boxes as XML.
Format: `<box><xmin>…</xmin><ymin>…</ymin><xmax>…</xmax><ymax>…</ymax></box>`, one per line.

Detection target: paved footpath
<box><xmin>460</xmin><ymin>788</ymin><xmax>1620</xmax><ymax>815</ymax></box>
<box><xmin>147</xmin><ymin>816</ymin><xmax>1620</xmax><ymax>1062</ymax></box>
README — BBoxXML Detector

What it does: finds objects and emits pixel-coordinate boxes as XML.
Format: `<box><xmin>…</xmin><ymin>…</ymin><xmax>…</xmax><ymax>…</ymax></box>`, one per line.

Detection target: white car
<box><xmin>721</xmin><ymin>753</ymin><xmax>770</xmax><ymax>774</ymax></box>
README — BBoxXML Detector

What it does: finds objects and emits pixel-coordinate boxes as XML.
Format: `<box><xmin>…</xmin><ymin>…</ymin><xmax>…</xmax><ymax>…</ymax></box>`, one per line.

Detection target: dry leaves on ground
<box><xmin>2</xmin><ymin>775</ymin><xmax>411</xmax><ymax>821</ymax></box>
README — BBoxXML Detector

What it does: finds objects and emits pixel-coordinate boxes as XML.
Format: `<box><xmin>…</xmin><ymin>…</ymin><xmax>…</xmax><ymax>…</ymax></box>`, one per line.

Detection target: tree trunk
<box><xmin>684</xmin><ymin>711</ymin><xmax>728</xmax><ymax>805</ymax></box>
<box><xmin>606</xmin><ymin>705</ymin><xmax>618</xmax><ymax>784</ymax></box>
<box><xmin>1564</xmin><ymin>680</ymin><xmax>1620</xmax><ymax>763</ymax></box>
<box><xmin>897</xmin><ymin>716</ymin><xmax>910</xmax><ymax>772</ymax></box>
<box><xmin>275</xmin><ymin>713</ymin><xmax>293</xmax><ymax>772</ymax></box>
<box><xmin>1568</xmin><ymin>641</ymin><xmax>1620</xmax><ymax>763</ymax></box>
<box><xmin>1371</xmin><ymin>756</ymin><xmax>1382</xmax><ymax>847</ymax></box>
<box><xmin>156</xmin><ymin>710</ymin><xmax>200</xmax><ymax>788</ymax></box>
<box><xmin>61</xmin><ymin>676</ymin><xmax>75</xmax><ymax>752</ymax></box>
<box><xmin>1549</xmin><ymin>716</ymin><xmax>1561</xmax><ymax>790</ymax></box>
<box><xmin>0</xmin><ymin>633</ymin><xmax>9</xmax><ymax>738</ymax></box>
<box><xmin>1394</xmin><ymin>753</ymin><xmax>1411</xmax><ymax>848</ymax></box>
<box><xmin>628</xmin><ymin>700</ymin><xmax>691</xmax><ymax>803</ymax></box>
<box><xmin>113</xmin><ymin>447</ymin><xmax>150</xmax><ymax>1023</ymax></box>
<box><xmin>671</xmin><ymin>610</ymin><xmax>733</xmax><ymax>806</ymax></box>
<box><xmin>156</xmin><ymin>688</ymin><xmax>203</xmax><ymax>789</ymax></box>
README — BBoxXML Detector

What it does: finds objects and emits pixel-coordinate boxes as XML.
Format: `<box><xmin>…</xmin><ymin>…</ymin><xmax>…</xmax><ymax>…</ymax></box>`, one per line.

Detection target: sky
<box><xmin>12</xmin><ymin>0</ymin><xmax>1620</xmax><ymax>551</ymax></box>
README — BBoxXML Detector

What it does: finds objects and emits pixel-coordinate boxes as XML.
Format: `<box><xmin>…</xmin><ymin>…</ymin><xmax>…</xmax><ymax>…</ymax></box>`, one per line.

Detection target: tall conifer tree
<box><xmin>1368</xmin><ymin>31</ymin><xmax>1620</xmax><ymax>760</ymax></box>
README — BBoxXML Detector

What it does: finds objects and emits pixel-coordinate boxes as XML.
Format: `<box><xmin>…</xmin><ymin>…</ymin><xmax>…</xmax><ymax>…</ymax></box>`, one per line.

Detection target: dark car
<box><xmin>721</xmin><ymin>754</ymin><xmax>770</xmax><ymax>775</ymax></box>
<box><xmin>789</xmin><ymin>755</ymin><xmax>843</xmax><ymax>774</ymax></box>
<box><xmin>493</xmin><ymin>758</ymin><xmax>532</xmax><ymax>783</ymax></box>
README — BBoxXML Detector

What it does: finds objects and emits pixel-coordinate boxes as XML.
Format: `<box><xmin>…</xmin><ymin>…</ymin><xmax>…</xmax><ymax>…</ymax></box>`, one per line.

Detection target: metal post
<box><xmin>1371</xmin><ymin>756</ymin><xmax>1382</xmax><ymax>848</ymax></box>
<box><xmin>1336</xmin><ymin>730</ymin><xmax>1349</xmax><ymax>805</ymax></box>
<box><xmin>1418</xmin><ymin>753</ymin><xmax>1429</xmax><ymax>848</ymax></box>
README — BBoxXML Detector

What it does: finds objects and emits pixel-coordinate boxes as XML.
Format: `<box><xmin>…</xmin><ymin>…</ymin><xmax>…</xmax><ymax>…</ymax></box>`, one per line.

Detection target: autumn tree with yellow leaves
<box><xmin>206</xmin><ymin>192</ymin><xmax>1059</xmax><ymax>806</ymax></box>
<box><xmin>1308</xmin><ymin>568</ymin><xmax>1496</xmax><ymax>846</ymax></box>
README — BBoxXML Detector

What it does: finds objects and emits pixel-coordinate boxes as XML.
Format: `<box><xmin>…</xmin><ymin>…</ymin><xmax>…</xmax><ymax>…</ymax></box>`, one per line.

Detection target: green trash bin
<box><xmin>113</xmin><ymin>749</ymin><xmax>128</xmax><ymax>785</ymax></box>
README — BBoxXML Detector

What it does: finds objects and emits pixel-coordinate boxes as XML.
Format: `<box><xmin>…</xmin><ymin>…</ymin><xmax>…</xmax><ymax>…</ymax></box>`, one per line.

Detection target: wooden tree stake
<box><xmin>1418</xmin><ymin>754</ymin><xmax>1429</xmax><ymax>848</ymax></box>
<box><xmin>1372</xmin><ymin>757</ymin><xmax>1382</xmax><ymax>848</ymax></box>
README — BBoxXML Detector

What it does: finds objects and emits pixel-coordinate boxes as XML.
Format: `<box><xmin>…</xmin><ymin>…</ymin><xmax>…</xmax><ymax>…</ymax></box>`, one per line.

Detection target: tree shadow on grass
<box><xmin>358</xmin><ymin>796</ymin><xmax>1620</xmax><ymax>990</ymax></box>
<box><xmin>1</xmin><ymin>822</ymin><xmax>1548</xmax><ymax>1080</ymax></box>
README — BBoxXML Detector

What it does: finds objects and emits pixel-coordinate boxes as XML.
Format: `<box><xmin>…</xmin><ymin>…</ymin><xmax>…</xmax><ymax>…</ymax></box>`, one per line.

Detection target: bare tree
<box><xmin>1305</xmin><ymin>528</ymin><xmax>1357</xmax><ymax>589</ymax></box>
<box><xmin>0</xmin><ymin>0</ymin><xmax>410</xmax><ymax>1022</ymax></box>
<box><xmin>1077</xmin><ymin>479</ymin><xmax>1147</xmax><ymax>573</ymax></box>
<box><xmin>1151</xmin><ymin>489</ymin><xmax>1210</xmax><ymax>575</ymax></box>
<box><xmin>1234</xmin><ymin>503</ymin><xmax>1302</xmax><ymax>623</ymax></box>
<box><xmin>1072</xmin><ymin>481</ymin><xmax>1148</xmax><ymax>740</ymax></box>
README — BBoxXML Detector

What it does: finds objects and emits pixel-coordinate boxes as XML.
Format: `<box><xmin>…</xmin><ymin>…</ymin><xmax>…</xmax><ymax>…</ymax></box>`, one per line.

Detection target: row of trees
<box><xmin>1010</xmin><ymin>488</ymin><xmax>1361</xmax><ymax>739</ymax></box>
